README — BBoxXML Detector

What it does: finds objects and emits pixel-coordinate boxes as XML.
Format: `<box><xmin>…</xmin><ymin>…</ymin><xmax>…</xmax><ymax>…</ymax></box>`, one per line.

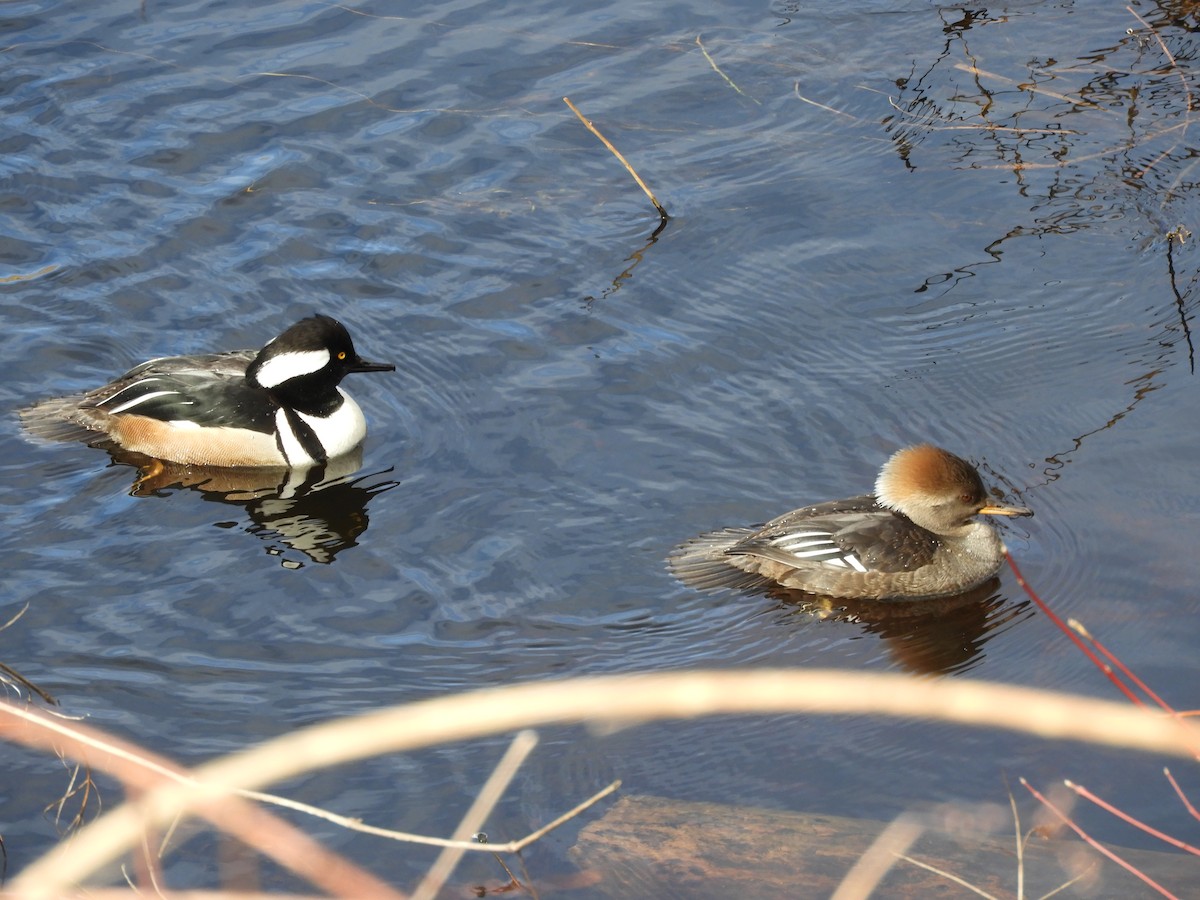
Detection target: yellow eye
<box><xmin>337</xmin><ymin>351</ymin><xmax>347</xmax><ymax>360</ymax></box>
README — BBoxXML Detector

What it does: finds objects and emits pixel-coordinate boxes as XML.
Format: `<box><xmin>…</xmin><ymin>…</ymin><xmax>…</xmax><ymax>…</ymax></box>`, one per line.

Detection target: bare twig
<box><xmin>953</xmin><ymin>62</ymin><xmax>1107</xmax><ymax>109</ymax></box>
<box><xmin>696</xmin><ymin>35</ymin><xmax>759</xmax><ymax>104</ymax></box>
<box><xmin>1</xmin><ymin>702</ymin><xmax>402</xmax><ymax>899</ymax></box>
<box><xmin>1126</xmin><ymin>6</ymin><xmax>1193</xmax><ymax>115</ymax></box>
<box><xmin>1022</xmin><ymin>778</ymin><xmax>1180</xmax><ymax>899</ymax></box>
<box><xmin>509</xmin><ymin>778</ymin><xmax>620</xmax><ymax>852</ymax></box>
<box><xmin>563</xmin><ymin>96</ymin><xmax>669</xmax><ymax>221</ymax></box>
<box><xmin>830</xmin><ymin>814</ymin><xmax>924</xmax><ymax>900</ymax></box>
<box><xmin>11</xmin><ymin>671</ymin><xmax>1200</xmax><ymax>895</ymax></box>
<box><xmin>894</xmin><ymin>853</ymin><xmax>998</xmax><ymax>899</ymax></box>
<box><xmin>410</xmin><ymin>730</ymin><xmax>538</xmax><ymax>900</ymax></box>
<box><xmin>1163</xmin><ymin>767</ymin><xmax>1200</xmax><ymax>822</ymax></box>
<box><xmin>1005</xmin><ymin>554</ymin><xmax>1145</xmax><ymax>707</ymax></box>
<box><xmin>1007</xmin><ymin>779</ymin><xmax>1024</xmax><ymax>900</ymax></box>
<box><xmin>1065</xmin><ymin>780</ymin><xmax>1200</xmax><ymax>855</ymax></box>
<box><xmin>796</xmin><ymin>83</ymin><xmax>856</xmax><ymax>119</ymax></box>
<box><xmin>1069</xmin><ymin>618</ymin><xmax>1177</xmax><ymax>713</ymax></box>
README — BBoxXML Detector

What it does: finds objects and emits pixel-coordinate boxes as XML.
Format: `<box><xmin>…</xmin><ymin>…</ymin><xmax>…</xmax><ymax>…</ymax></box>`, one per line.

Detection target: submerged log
<box><xmin>571</xmin><ymin>794</ymin><xmax>1194</xmax><ymax>898</ymax></box>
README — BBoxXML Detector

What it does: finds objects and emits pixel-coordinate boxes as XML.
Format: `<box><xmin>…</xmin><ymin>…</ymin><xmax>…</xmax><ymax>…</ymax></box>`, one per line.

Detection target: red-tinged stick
<box><xmin>1163</xmin><ymin>768</ymin><xmax>1200</xmax><ymax>823</ymax></box>
<box><xmin>1070</xmin><ymin>620</ymin><xmax>1176</xmax><ymax>715</ymax></box>
<box><xmin>1005</xmin><ymin>553</ymin><xmax>1143</xmax><ymax>706</ymax></box>
<box><xmin>1020</xmin><ymin>777</ymin><xmax>1180</xmax><ymax>899</ymax></box>
<box><xmin>1065</xmin><ymin>779</ymin><xmax>1200</xmax><ymax>856</ymax></box>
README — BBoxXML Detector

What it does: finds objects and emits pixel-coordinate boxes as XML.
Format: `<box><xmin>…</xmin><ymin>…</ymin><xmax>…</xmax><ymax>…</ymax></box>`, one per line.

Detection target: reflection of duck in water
<box><xmin>764</xmin><ymin>579</ymin><xmax>1032</xmax><ymax>675</ymax></box>
<box><xmin>669</xmin><ymin>445</ymin><xmax>1032</xmax><ymax>600</ymax></box>
<box><xmin>21</xmin><ymin>314</ymin><xmax>394</xmax><ymax>468</ymax></box>
<box><xmin>94</xmin><ymin>443</ymin><xmax>398</xmax><ymax>567</ymax></box>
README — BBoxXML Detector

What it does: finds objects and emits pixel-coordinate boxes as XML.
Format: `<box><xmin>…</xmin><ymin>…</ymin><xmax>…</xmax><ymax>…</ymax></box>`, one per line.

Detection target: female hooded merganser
<box><xmin>668</xmin><ymin>444</ymin><xmax>1033</xmax><ymax>600</ymax></box>
<box><xmin>21</xmin><ymin>314</ymin><xmax>394</xmax><ymax>468</ymax></box>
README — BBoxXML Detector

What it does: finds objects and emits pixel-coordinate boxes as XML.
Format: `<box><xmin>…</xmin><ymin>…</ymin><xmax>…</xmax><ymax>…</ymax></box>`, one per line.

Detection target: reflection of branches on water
<box><xmin>0</xmin><ymin>605</ymin><xmax>55</xmax><ymax>706</ymax></box>
<box><xmin>581</xmin><ymin>215</ymin><xmax>669</xmax><ymax>308</ymax></box>
<box><xmin>1034</xmin><ymin>369</ymin><xmax>1163</xmax><ymax>488</ymax></box>
<box><xmin>888</xmin><ymin>3</ymin><xmax>1200</xmax><ymax>386</ymax></box>
<box><xmin>1164</xmin><ymin>225</ymin><xmax>1195</xmax><ymax>372</ymax></box>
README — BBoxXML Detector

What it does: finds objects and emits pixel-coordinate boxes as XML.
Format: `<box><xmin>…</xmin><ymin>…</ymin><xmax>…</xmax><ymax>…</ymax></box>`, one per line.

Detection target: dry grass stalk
<box><xmin>563</xmin><ymin>96</ymin><xmax>669</xmax><ymax>221</ymax></box>
<box><xmin>10</xmin><ymin>669</ymin><xmax>1199</xmax><ymax>895</ymax></box>
<box><xmin>696</xmin><ymin>35</ymin><xmax>760</xmax><ymax>104</ymax></box>
<box><xmin>0</xmin><ymin>702</ymin><xmax>401</xmax><ymax>899</ymax></box>
<box><xmin>409</xmin><ymin>730</ymin><xmax>537</xmax><ymax>900</ymax></box>
<box><xmin>796</xmin><ymin>82</ymin><xmax>856</xmax><ymax>119</ymax></box>
<box><xmin>828</xmin><ymin>814</ymin><xmax>924</xmax><ymax>900</ymax></box>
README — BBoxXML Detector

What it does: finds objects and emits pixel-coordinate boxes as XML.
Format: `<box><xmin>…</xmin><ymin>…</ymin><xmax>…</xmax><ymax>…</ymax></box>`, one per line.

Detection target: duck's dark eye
<box><xmin>337</xmin><ymin>351</ymin><xmax>347</xmax><ymax>360</ymax></box>
<box><xmin>961</xmin><ymin>493</ymin><xmax>972</xmax><ymax>503</ymax></box>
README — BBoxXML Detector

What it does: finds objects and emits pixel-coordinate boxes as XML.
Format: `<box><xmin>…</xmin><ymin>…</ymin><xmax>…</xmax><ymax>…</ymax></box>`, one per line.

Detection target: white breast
<box><xmin>274</xmin><ymin>389</ymin><xmax>369</xmax><ymax>467</ymax></box>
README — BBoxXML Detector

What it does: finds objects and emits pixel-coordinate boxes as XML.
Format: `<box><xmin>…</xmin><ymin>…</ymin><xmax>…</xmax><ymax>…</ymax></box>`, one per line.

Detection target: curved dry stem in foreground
<box><xmin>10</xmin><ymin>669</ymin><xmax>1200</xmax><ymax>896</ymax></box>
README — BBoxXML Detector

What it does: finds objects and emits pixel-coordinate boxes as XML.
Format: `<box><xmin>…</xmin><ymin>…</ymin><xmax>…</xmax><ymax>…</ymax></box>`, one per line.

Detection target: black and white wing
<box><xmin>728</xmin><ymin>495</ymin><xmax>940</xmax><ymax>574</ymax></box>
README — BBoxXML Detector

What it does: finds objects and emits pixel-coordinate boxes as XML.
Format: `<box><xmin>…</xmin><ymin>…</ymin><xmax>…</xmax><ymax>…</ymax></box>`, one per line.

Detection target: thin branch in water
<box><xmin>1006</xmin><ymin>777</ymin><xmax>1024</xmax><ymax>900</ymax></box>
<box><xmin>696</xmin><ymin>34</ymin><xmax>760</xmax><ymax>104</ymax></box>
<box><xmin>795</xmin><ymin>82</ymin><xmax>856</xmax><ymax>119</ymax></box>
<box><xmin>953</xmin><ymin>63</ymin><xmax>1107</xmax><ymax>110</ymax></box>
<box><xmin>1126</xmin><ymin>6</ymin><xmax>1194</xmax><ymax>115</ymax></box>
<box><xmin>236</xmin><ymin>777</ymin><xmax>620</xmax><ymax>854</ymax></box>
<box><xmin>893</xmin><ymin>853</ymin><xmax>998</xmax><ymax>899</ymax></box>
<box><xmin>0</xmin><ymin>604</ymin><xmax>56</xmax><ymax>705</ymax></box>
<box><xmin>1005</xmin><ymin>554</ymin><xmax>1144</xmax><ymax>706</ymax></box>
<box><xmin>410</xmin><ymin>729</ymin><xmax>538</xmax><ymax>900</ymax></box>
<box><xmin>1037</xmin><ymin>866</ymin><xmax>1097</xmax><ymax>899</ymax></box>
<box><xmin>44</xmin><ymin>756</ymin><xmax>99</xmax><ymax>835</ymax></box>
<box><xmin>0</xmin><ymin>662</ymin><xmax>57</xmax><ymax>705</ymax></box>
<box><xmin>1021</xmin><ymin>778</ymin><xmax>1181</xmax><ymax>899</ymax></box>
<box><xmin>1064</xmin><ymin>780</ymin><xmax>1200</xmax><ymax>856</ymax></box>
<box><xmin>1163</xmin><ymin>768</ymin><xmax>1200</xmax><ymax>822</ymax></box>
<box><xmin>830</xmin><ymin>814</ymin><xmax>924</xmax><ymax>900</ymax></box>
<box><xmin>563</xmin><ymin>96</ymin><xmax>669</xmax><ymax>223</ymax></box>
<box><xmin>1163</xmin><ymin>226</ymin><xmax>1195</xmax><ymax>373</ymax></box>
<box><xmin>509</xmin><ymin>778</ymin><xmax>620</xmax><ymax>853</ymax></box>
<box><xmin>1069</xmin><ymin>617</ymin><xmax>1179</xmax><ymax>712</ymax></box>
<box><xmin>1</xmin><ymin>603</ymin><xmax>29</xmax><ymax>632</ymax></box>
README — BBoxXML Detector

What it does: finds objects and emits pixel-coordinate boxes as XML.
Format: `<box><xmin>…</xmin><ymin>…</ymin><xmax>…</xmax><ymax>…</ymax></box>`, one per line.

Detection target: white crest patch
<box><xmin>253</xmin><ymin>349</ymin><xmax>330</xmax><ymax>388</ymax></box>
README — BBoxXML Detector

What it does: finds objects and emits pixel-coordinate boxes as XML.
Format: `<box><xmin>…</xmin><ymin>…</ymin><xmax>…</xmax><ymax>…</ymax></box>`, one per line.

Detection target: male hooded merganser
<box><xmin>668</xmin><ymin>444</ymin><xmax>1033</xmax><ymax>600</ymax></box>
<box><xmin>21</xmin><ymin>314</ymin><xmax>394</xmax><ymax>468</ymax></box>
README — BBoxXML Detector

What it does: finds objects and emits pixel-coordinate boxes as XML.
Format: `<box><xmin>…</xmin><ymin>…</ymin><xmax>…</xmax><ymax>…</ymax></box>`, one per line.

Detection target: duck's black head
<box><xmin>247</xmin><ymin>314</ymin><xmax>394</xmax><ymax>414</ymax></box>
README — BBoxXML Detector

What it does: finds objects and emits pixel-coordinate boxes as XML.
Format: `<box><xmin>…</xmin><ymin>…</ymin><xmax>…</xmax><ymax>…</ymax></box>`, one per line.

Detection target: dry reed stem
<box><xmin>1126</xmin><ymin>5</ymin><xmax>1194</xmax><ymax>115</ymax></box>
<box><xmin>409</xmin><ymin>730</ymin><xmax>537</xmax><ymax>900</ymax></box>
<box><xmin>11</xmin><ymin>670</ymin><xmax>1200</xmax><ymax>896</ymax></box>
<box><xmin>953</xmin><ymin>63</ymin><xmax>1107</xmax><ymax>110</ymax></box>
<box><xmin>795</xmin><ymin>83</ymin><xmax>857</xmax><ymax>119</ymax></box>
<box><xmin>891</xmin><ymin>854</ymin><xmax>997</xmax><ymax>899</ymax></box>
<box><xmin>696</xmin><ymin>35</ymin><xmax>760</xmax><ymax>104</ymax></box>
<box><xmin>0</xmin><ymin>703</ymin><xmax>402</xmax><ymax>899</ymax></box>
<box><xmin>562</xmin><ymin>96</ymin><xmax>669</xmax><ymax>221</ymax></box>
<box><xmin>828</xmin><ymin>814</ymin><xmax>924</xmax><ymax>900</ymax></box>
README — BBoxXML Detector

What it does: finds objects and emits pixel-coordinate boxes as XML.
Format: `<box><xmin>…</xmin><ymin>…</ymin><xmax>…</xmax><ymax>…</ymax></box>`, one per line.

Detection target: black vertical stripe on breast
<box><xmin>277</xmin><ymin>407</ymin><xmax>328</xmax><ymax>465</ymax></box>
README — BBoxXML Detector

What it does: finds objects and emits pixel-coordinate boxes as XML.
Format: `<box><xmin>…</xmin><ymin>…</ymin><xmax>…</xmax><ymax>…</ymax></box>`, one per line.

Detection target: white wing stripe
<box><xmin>101</xmin><ymin>377</ymin><xmax>164</xmax><ymax>406</ymax></box>
<box><xmin>844</xmin><ymin>554</ymin><xmax>868</xmax><ymax>573</ymax></box>
<box><xmin>106</xmin><ymin>389</ymin><xmax>183</xmax><ymax>415</ymax></box>
<box><xmin>787</xmin><ymin>547</ymin><xmax>844</xmax><ymax>559</ymax></box>
<box><xmin>773</xmin><ymin>537</ymin><xmax>837</xmax><ymax>550</ymax></box>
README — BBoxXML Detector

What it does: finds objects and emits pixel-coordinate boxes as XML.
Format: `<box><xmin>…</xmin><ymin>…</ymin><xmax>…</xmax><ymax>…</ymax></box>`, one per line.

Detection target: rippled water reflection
<box><xmin>4</xmin><ymin>0</ymin><xmax>1200</xmax><ymax>893</ymax></box>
